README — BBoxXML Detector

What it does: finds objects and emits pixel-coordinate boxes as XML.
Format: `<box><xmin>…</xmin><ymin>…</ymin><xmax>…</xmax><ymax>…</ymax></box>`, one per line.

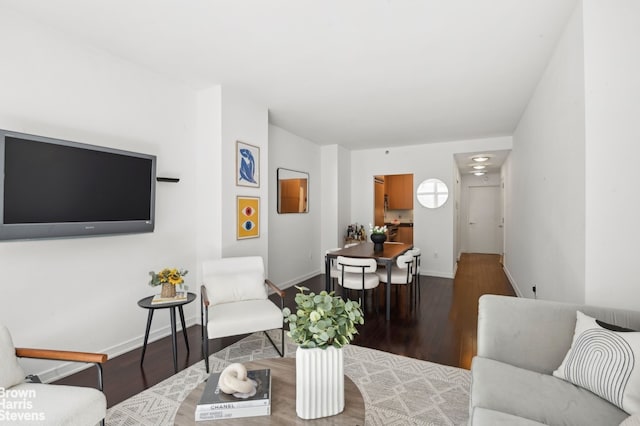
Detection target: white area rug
<box><xmin>106</xmin><ymin>332</ymin><xmax>471</xmax><ymax>425</ymax></box>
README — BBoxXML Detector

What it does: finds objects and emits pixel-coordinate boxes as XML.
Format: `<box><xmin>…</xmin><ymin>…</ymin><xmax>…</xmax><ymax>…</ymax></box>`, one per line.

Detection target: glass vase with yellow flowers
<box><xmin>149</xmin><ymin>268</ymin><xmax>188</xmax><ymax>298</ymax></box>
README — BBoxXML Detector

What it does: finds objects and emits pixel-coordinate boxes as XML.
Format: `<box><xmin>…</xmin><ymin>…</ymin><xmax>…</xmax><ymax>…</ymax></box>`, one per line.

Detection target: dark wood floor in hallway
<box><xmin>55</xmin><ymin>253</ymin><xmax>515</xmax><ymax>408</ymax></box>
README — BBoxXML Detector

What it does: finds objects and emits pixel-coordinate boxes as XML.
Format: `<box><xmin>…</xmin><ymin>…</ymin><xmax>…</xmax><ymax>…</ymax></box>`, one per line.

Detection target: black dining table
<box><xmin>325</xmin><ymin>242</ymin><xmax>413</xmax><ymax>321</ymax></box>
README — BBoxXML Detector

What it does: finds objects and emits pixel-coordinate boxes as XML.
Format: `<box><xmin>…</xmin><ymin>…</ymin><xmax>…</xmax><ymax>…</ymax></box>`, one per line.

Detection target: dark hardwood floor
<box><xmin>54</xmin><ymin>253</ymin><xmax>515</xmax><ymax>409</ymax></box>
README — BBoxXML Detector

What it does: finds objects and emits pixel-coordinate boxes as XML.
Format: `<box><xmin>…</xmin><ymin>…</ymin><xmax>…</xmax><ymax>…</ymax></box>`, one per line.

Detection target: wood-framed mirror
<box><xmin>277</xmin><ymin>168</ymin><xmax>309</xmax><ymax>213</ymax></box>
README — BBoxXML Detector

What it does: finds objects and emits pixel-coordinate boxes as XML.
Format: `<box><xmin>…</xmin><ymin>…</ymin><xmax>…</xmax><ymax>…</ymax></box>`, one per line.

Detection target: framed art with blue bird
<box><xmin>236</xmin><ymin>141</ymin><xmax>260</xmax><ymax>187</ymax></box>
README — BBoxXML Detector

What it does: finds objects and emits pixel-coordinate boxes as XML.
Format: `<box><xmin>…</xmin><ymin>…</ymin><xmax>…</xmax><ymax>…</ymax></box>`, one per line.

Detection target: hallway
<box><xmin>348</xmin><ymin>252</ymin><xmax>516</xmax><ymax>369</ymax></box>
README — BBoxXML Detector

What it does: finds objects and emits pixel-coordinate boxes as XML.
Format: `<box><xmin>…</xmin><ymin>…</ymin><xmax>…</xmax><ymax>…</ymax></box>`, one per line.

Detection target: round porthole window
<box><xmin>417</xmin><ymin>178</ymin><xmax>449</xmax><ymax>208</ymax></box>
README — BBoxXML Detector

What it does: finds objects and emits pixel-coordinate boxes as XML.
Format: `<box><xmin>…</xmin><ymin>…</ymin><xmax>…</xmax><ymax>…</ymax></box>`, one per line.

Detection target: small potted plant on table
<box><xmin>148</xmin><ymin>267</ymin><xmax>188</xmax><ymax>298</ymax></box>
<box><xmin>283</xmin><ymin>286</ymin><xmax>364</xmax><ymax>419</ymax></box>
<box><xmin>369</xmin><ymin>224</ymin><xmax>388</xmax><ymax>252</ymax></box>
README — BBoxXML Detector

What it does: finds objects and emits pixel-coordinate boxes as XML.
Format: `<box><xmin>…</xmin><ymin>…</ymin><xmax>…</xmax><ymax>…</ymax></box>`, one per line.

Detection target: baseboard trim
<box><xmin>502</xmin><ymin>265</ymin><xmax>523</xmax><ymax>297</ymax></box>
<box><xmin>273</xmin><ymin>270</ymin><xmax>321</xmax><ymax>291</ymax></box>
<box><xmin>421</xmin><ymin>269</ymin><xmax>455</xmax><ymax>279</ymax></box>
<box><xmin>38</xmin><ymin>315</ymin><xmax>199</xmax><ymax>383</ymax></box>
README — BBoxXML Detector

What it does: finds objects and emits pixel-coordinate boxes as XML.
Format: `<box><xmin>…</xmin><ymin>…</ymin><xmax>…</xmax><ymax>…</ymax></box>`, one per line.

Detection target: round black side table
<box><xmin>137</xmin><ymin>292</ymin><xmax>197</xmax><ymax>373</ymax></box>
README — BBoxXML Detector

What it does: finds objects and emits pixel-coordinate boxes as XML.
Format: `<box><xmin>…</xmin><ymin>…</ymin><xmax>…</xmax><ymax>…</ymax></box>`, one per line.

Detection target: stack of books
<box><xmin>151</xmin><ymin>291</ymin><xmax>188</xmax><ymax>305</ymax></box>
<box><xmin>195</xmin><ymin>369</ymin><xmax>271</xmax><ymax>421</ymax></box>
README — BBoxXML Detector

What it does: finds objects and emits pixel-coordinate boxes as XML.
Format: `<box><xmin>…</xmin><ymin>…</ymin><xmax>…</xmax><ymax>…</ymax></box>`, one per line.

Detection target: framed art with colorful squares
<box><xmin>237</xmin><ymin>196</ymin><xmax>259</xmax><ymax>239</ymax></box>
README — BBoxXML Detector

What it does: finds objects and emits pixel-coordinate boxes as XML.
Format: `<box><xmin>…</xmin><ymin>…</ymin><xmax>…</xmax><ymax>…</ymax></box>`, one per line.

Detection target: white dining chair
<box><xmin>410</xmin><ymin>248</ymin><xmax>422</xmax><ymax>301</ymax></box>
<box><xmin>325</xmin><ymin>248</ymin><xmax>342</xmax><ymax>291</ymax></box>
<box><xmin>336</xmin><ymin>256</ymin><xmax>380</xmax><ymax>313</ymax></box>
<box><xmin>376</xmin><ymin>254</ymin><xmax>414</xmax><ymax>310</ymax></box>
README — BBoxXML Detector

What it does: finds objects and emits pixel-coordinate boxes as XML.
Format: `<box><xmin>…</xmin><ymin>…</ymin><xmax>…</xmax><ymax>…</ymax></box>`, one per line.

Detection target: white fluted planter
<box><xmin>295</xmin><ymin>346</ymin><xmax>344</xmax><ymax>419</ymax></box>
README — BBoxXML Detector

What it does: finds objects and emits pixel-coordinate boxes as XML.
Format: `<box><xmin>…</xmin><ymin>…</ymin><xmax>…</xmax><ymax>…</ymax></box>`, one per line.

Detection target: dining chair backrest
<box><xmin>336</xmin><ymin>256</ymin><xmax>377</xmax><ymax>274</ymax></box>
<box><xmin>376</xmin><ymin>254</ymin><xmax>413</xmax><ymax>285</ymax></box>
<box><xmin>396</xmin><ymin>254</ymin><xmax>414</xmax><ymax>270</ymax></box>
<box><xmin>326</xmin><ymin>248</ymin><xmax>342</xmax><ymax>277</ymax></box>
<box><xmin>336</xmin><ymin>256</ymin><xmax>380</xmax><ymax>312</ymax></box>
<box><xmin>410</xmin><ymin>248</ymin><xmax>421</xmax><ymax>276</ymax></box>
<box><xmin>397</xmin><ymin>254</ymin><xmax>414</xmax><ymax>284</ymax></box>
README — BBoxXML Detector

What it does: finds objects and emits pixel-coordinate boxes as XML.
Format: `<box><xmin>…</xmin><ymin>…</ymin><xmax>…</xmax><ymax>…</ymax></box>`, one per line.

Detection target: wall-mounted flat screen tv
<box><xmin>0</xmin><ymin>129</ymin><xmax>156</xmax><ymax>241</ymax></box>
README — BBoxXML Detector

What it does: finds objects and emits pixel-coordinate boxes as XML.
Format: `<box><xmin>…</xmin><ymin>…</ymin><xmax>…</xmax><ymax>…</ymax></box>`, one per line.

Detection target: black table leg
<box><xmin>386</xmin><ymin>260</ymin><xmax>392</xmax><ymax>321</ymax></box>
<box><xmin>178</xmin><ymin>306</ymin><xmax>189</xmax><ymax>352</ymax></box>
<box><xmin>140</xmin><ymin>309</ymin><xmax>154</xmax><ymax>366</ymax></box>
<box><xmin>325</xmin><ymin>256</ymin><xmax>331</xmax><ymax>291</ymax></box>
<box><xmin>170</xmin><ymin>306</ymin><xmax>178</xmax><ymax>373</ymax></box>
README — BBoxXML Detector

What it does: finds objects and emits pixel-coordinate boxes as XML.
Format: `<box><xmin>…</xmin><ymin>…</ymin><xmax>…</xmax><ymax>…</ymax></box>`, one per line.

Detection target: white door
<box><xmin>467</xmin><ymin>186</ymin><xmax>502</xmax><ymax>254</ymax></box>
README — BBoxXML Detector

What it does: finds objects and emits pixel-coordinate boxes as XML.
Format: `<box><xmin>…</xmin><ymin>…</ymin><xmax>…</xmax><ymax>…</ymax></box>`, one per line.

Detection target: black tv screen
<box><xmin>0</xmin><ymin>129</ymin><xmax>156</xmax><ymax>241</ymax></box>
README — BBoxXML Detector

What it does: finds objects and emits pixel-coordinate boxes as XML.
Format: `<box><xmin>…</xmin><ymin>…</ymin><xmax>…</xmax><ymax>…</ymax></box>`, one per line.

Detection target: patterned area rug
<box><xmin>106</xmin><ymin>332</ymin><xmax>471</xmax><ymax>425</ymax></box>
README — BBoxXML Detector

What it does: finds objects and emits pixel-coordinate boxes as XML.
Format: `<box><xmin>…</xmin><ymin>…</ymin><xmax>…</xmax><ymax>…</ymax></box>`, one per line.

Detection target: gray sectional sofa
<box><xmin>470</xmin><ymin>294</ymin><xmax>640</xmax><ymax>426</ymax></box>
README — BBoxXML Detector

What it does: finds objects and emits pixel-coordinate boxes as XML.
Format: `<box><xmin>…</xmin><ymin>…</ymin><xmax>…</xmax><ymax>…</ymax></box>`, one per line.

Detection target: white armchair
<box><xmin>0</xmin><ymin>325</ymin><xmax>107</xmax><ymax>426</ymax></box>
<box><xmin>200</xmin><ymin>256</ymin><xmax>285</xmax><ymax>373</ymax></box>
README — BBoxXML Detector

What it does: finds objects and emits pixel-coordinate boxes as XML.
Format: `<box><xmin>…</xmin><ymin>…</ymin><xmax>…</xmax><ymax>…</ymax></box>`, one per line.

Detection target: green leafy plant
<box><xmin>283</xmin><ymin>286</ymin><xmax>364</xmax><ymax>349</ymax></box>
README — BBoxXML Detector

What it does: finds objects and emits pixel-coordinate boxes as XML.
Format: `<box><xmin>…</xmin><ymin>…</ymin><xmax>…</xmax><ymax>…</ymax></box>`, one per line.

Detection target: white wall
<box><xmin>350</xmin><ymin>137</ymin><xmax>512</xmax><ymax>278</ymax></box>
<box><xmin>219</xmin><ymin>87</ymin><xmax>269</xmax><ymax>266</ymax></box>
<box><xmin>320</xmin><ymin>144</ymin><xmax>351</xmax><ymax>264</ymax></box>
<box><xmin>501</xmin><ymin>153</ymin><xmax>512</xmax><ymax>283</ymax></box>
<box><xmin>337</xmin><ymin>146</ymin><xmax>352</xmax><ymax>250</ymax></box>
<box><xmin>268</xmin><ymin>125</ymin><xmax>321</xmax><ymax>287</ymax></box>
<box><xmin>453</xmin><ymin>165</ymin><xmax>462</xmax><ymax>262</ymax></box>
<box><xmin>0</xmin><ymin>9</ymin><xmax>198</xmax><ymax>380</ymax></box>
<box><xmin>583</xmin><ymin>0</ymin><xmax>640</xmax><ymax>309</ymax></box>
<box><xmin>195</xmin><ymin>86</ymin><xmax>223</xmax><ymax>272</ymax></box>
<box><xmin>505</xmin><ymin>2</ymin><xmax>586</xmax><ymax>302</ymax></box>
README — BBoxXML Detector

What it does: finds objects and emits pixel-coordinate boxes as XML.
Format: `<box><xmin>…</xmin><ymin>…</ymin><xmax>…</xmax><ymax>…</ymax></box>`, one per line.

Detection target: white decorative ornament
<box><xmin>218</xmin><ymin>363</ymin><xmax>257</xmax><ymax>398</ymax></box>
<box><xmin>296</xmin><ymin>346</ymin><xmax>344</xmax><ymax>419</ymax></box>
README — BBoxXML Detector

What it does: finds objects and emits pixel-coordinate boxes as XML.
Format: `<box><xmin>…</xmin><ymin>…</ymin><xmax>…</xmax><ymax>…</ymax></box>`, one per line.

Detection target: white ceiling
<box><xmin>2</xmin><ymin>0</ymin><xmax>577</xmax><ymax>150</ymax></box>
<box><xmin>454</xmin><ymin>150</ymin><xmax>511</xmax><ymax>176</ymax></box>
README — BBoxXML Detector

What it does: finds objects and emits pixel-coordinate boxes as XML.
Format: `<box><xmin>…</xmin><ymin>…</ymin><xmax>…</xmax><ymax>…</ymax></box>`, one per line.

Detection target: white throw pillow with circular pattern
<box><xmin>554</xmin><ymin>311</ymin><xmax>640</xmax><ymax>415</ymax></box>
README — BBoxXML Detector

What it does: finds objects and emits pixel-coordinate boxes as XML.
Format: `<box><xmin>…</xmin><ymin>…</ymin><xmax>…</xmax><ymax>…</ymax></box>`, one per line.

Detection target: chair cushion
<box><xmin>0</xmin><ymin>325</ymin><xmax>25</xmax><ymax>389</ymax></box>
<box><xmin>204</xmin><ymin>272</ymin><xmax>267</xmax><ymax>306</ymax></box>
<box><xmin>3</xmin><ymin>382</ymin><xmax>106</xmax><ymax>426</ymax></box>
<box><xmin>376</xmin><ymin>264</ymin><xmax>413</xmax><ymax>284</ymax></box>
<box><xmin>337</xmin><ymin>272</ymin><xmax>379</xmax><ymax>290</ymax></box>
<box><xmin>471</xmin><ymin>356</ymin><xmax>628</xmax><ymax>426</ymax></box>
<box><xmin>202</xmin><ymin>257</ymin><xmax>268</xmax><ymax>306</ymax></box>
<box><xmin>206</xmin><ymin>299</ymin><xmax>282</xmax><ymax>339</ymax></box>
<box><xmin>553</xmin><ymin>311</ymin><xmax>640</xmax><ymax>414</ymax></box>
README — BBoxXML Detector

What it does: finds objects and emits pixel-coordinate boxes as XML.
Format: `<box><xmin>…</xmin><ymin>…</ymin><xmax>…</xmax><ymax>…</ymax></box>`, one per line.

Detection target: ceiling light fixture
<box><xmin>473</xmin><ymin>171</ymin><xmax>486</xmax><ymax>176</ymax></box>
<box><xmin>472</xmin><ymin>165</ymin><xmax>486</xmax><ymax>170</ymax></box>
<box><xmin>472</xmin><ymin>156</ymin><xmax>489</xmax><ymax>162</ymax></box>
